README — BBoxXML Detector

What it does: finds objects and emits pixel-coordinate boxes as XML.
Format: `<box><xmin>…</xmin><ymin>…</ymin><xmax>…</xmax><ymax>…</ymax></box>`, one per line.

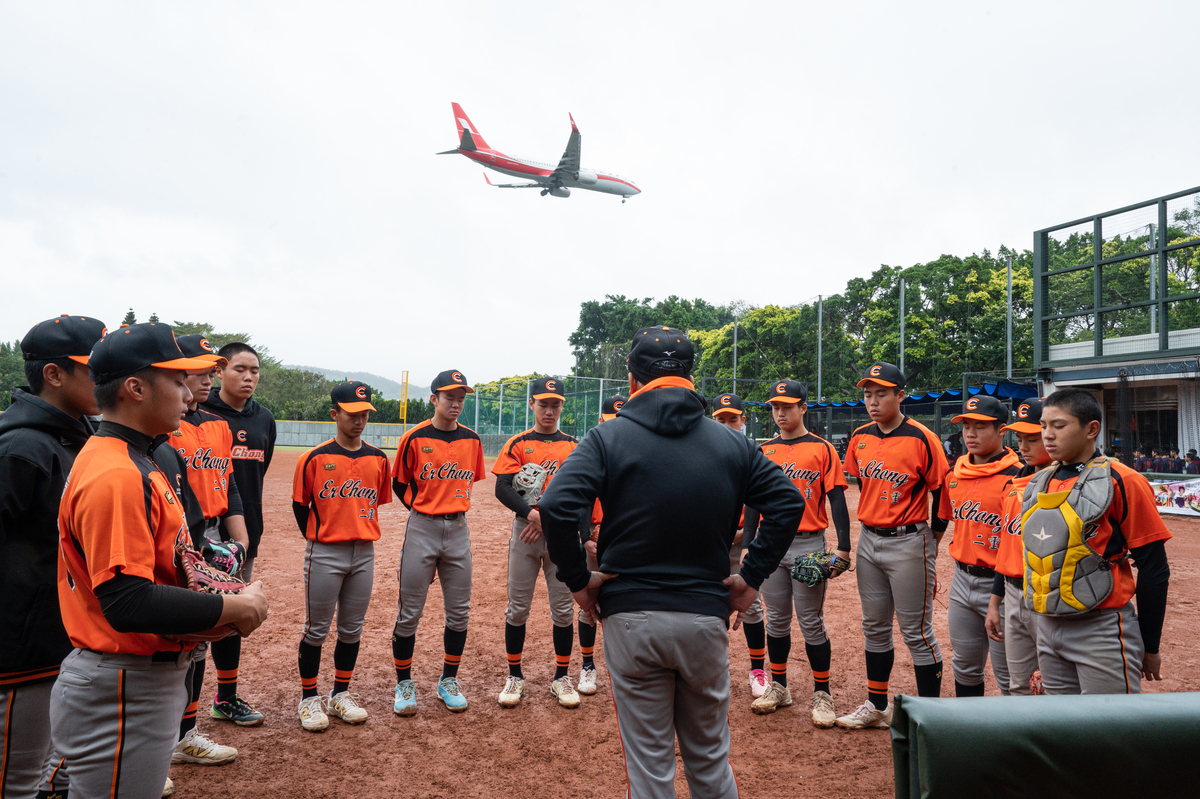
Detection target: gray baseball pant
<box><xmin>855</xmin><ymin>523</ymin><xmax>942</xmax><ymax>665</ymax></box>
<box><xmin>947</xmin><ymin>566</ymin><xmax>1010</xmax><ymax>694</ymax></box>
<box><xmin>604</xmin><ymin>611</ymin><xmax>738</xmax><ymax>799</ymax></box>
<box><xmin>0</xmin><ymin>681</ymin><xmax>69</xmax><ymax>799</ymax></box>
<box><xmin>1035</xmin><ymin>602</ymin><xmax>1144</xmax><ymax>695</ymax></box>
<box><xmin>727</xmin><ymin>543</ymin><xmax>763</xmax><ymax>625</ymax></box>
<box><xmin>303</xmin><ymin>539</ymin><xmax>375</xmax><ymax>646</ymax></box>
<box><xmin>1003</xmin><ymin>579</ymin><xmax>1039</xmax><ymax>696</ymax></box>
<box><xmin>759</xmin><ymin>533</ymin><xmax>828</xmax><ymax>643</ymax></box>
<box><xmin>394</xmin><ymin>512</ymin><xmax>472</xmax><ymax>636</ymax></box>
<box><xmin>506</xmin><ymin>516</ymin><xmax>575</xmax><ymax>627</ymax></box>
<box><xmin>50</xmin><ymin>648</ymin><xmax>190</xmax><ymax>799</ymax></box>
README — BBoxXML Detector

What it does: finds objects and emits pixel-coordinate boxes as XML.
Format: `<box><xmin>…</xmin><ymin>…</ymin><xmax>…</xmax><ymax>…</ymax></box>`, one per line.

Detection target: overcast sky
<box><xmin>3</xmin><ymin>1</ymin><xmax>1198</xmax><ymax>387</ymax></box>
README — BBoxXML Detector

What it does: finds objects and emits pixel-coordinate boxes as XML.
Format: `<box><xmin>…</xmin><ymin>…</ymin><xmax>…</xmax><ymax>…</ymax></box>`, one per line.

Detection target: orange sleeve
<box><xmin>925</xmin><ymin>430</ymin><xmax>949</xmax><ymax>489</ymax></box>
<box><xmin>474</xmin><ymin>440</ymin><xmax>486</xmax><ymax>483</ymax></box>
<box><xmin>78</xmin><ymin>472</ymin><xmax>160</xmax><ymax>585</ymax></box>
<box><xmin>826</xmin><ymin>441</ymin><xmax>848</xmax><ymax>489</ymax></box>
<box><xmin>938</xmin><ymin>471</ymin><xmax>953</xmax><ymax>518</ymax></box>
<box><xmin>843</xmin><ymin>436</ymin><xmax>860</xmax><ymax>477</ymax></box>
<box><xmin>376</xmin><ymin>453</ymin><xmax>393</xmax><ymax>506</ymax></box>
<box><xmin>392</xmin><ymin>433</ymin><xmax>414</xmax><ymax>485</ymax></box>
<box><xmin>1116</xmin><ymin>470</ymin><xmax>1173</xmax><ymax>548</ymax></box>
<box><xmin>491</xmin><ymin>434</ymin><xmax>523</xmax><ymax>475</ymax></box>
<box><xmin>292</xmin><ymin>451</ymin><xmax>312</xmax><ymax>505</ymax></box>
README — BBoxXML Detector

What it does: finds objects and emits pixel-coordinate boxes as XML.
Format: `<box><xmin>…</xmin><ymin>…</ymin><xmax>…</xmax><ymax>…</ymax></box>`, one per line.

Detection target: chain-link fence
<box><xmin>463</xmin><ymin>376</ymin><xmax>627</xmax><ymax>439</ymax></box>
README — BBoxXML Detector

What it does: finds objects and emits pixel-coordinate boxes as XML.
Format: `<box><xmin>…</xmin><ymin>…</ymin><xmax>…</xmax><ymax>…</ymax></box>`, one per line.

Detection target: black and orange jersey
<box><xmin>844</xmin><ymin>417</ymin><xmax>948</xmax><ymax>527</ymax></box>
<box><xmin>172</xmin><ymin>407</ymin><xmax>237</xmax><ymax>522</ymax></box>
<box><xmin>57</xmin><ymin>424</ymin><xmax>193</xmax><ymax>655</ymax></box>
<box><xmin>492</xmin><ymin>429</ymin><xmax>579</xmax><ymax>498</ymax></box>
<box><xmin>293</xmin><ymin>439</ymin><xmax>391</xmax><ymax>543</ymax></box>
<box><xmin>392</xmin><ymin>420</ymin><xmax>486</xmax><ymax>515</ymax></box>
<box><xmin>761</xmin><ymin>433</ymin><xmax>848</xmax><ymax>532</ymax></box>
<box><xmin>937</xmin><ymin>450</ymin><xmax>1022</xmax><ymax>568</ymax></box>
<box><xmin>996</xmin><ymin>473</ymin><xmax>1035</xmax><ymax>578</ymax></box>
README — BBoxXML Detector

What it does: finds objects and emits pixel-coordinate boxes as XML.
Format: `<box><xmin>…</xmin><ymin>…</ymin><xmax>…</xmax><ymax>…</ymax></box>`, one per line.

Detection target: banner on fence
<box><xmin>1150</xmin><ymin>478</ymin><xmax>1200</xmax><ymax>517</ymax></box>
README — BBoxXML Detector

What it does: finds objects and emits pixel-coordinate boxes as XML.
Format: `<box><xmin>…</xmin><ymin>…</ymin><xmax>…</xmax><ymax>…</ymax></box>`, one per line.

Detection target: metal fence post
<box><xmin>525</xmin><ymin>379</ymin><xmax>530</xmax><ymax>431</ymax></box>
<box><xmin>498</xmin><ymin>381</ymin><xmax>503</xmax><ymax>436</ymax></box>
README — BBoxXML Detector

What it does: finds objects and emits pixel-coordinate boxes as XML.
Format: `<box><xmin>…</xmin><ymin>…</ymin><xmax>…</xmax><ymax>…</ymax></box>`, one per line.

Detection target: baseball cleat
<box><xmin>748</xmin><ymin>669</ymin><xmax>769</xmax><ymax>697</ymax></box>
<box><xmin>393</xmin><ymin>680</ymin><xmax>418</xmax><ymax>716</ymax></box>
<box><xmin>835</xmin><ymin>699</ymin><xmax>892</xmax><ymax>729</ymax></box>
<box><xmin>171</xmin><ymin>727</ymin><xmax>238</xmax><ymax>765</ymax></box>
<box><xmin>577</xmin><ymin>665</ymin><xmax>598</xmax><ymax>695</ymax></box>
<box><xmin>811</xmin><ymin>691</ymin><xmax>836</xmax><ymax>728</ymax></box>
<box><xmin>327</xmin><ymin>690</ymin><xmax>368</xmax><ymax>724</ymax></box>
<box><xmin>750</xmin><ymin>681</ymin><xmax>792</xmax><ymax>715</ymax></box>
<box><xmin>551</xmin><ymin>675</ymin><xmax>581</xmax><ymax>709</ymax></box>
<box><xmin>436</xmin><ymin>677</ymin><xmax>469</xmax><ymax>712</ymax></box>
<box><xmin>498</xmin><ymin>676</ymin><xmax>525</xmax><ymax>708</ymax></box>
<box><xmin>162</xmin><ymin>777</ymin><xmax>175</xmax><ymax>797</ymax></box>
<box><xmin>298</xmin><ymin>695</ymin><xmax>329</xmax><ymax>732</ymax></box>
<box><xmin>211</xmin><ymin>694</ymin><xmax>265</xmax><ymax>727</ymax></box>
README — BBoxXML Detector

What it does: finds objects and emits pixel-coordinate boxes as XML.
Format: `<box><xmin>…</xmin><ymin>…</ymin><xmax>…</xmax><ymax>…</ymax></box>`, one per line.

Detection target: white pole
<box><xmin>524</xmin><ymin>379</ymin><xmax>530</xmax><ymax>431</ymax></box>
<box><xmin>899</xmin><ymin>278</ymin><xmax>906</xmax><ymax>374</ymax></box>
<box><xmin>732</xmin><ymin>312</ymin><xmax>739</xmax><ymax>395</ymax></box>
<box><xmin>498</xmin><ymin>381</ymin><xmax>503</xmax><ymax>436</ymax></box>
<box><xmin>1006</xmin><ymin>255</ymin><xmax>1013</xmax><ymax>379</ymax></box>
<box><xmin>817</xmin><ymin>295</ymin><xmax>823</xmax><ymax>402</ymax></box>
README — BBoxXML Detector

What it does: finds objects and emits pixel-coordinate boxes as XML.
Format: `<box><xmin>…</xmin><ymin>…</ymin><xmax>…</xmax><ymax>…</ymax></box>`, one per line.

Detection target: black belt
<box><xmin>1004</xmin><ymin>574</ymin><xmax>1023</xmax><ymax>589</ymax></box>
<box><xmin>955</xmin><ymin>561</ymin><xmax>996</xmax><ymax>578</ymax></box>
<box><xmin>862</xmin><ymin>523</ymin><xmax>920</xmax><ymax>537</ymax></box>
<box><xmin>418</xmin><ymin>511</ymin><xmax>463</xmax><ymax>520</ymax></box>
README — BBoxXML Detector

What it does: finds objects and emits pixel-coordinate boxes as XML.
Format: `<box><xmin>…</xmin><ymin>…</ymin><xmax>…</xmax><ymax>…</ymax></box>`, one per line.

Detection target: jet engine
<box><xmin>573</xmin><ymin>169</ymin><xmax>598</xmax><ymax>186</ymax></box>
<box><xmin>550</xmin><ymin>186</ymin><xmax>571</xmax><ymax>198</ymax></box>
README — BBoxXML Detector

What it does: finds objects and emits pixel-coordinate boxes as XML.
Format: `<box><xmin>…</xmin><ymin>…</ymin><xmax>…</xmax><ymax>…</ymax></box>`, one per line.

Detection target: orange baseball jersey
<box><xmin>491</xmin><ymin>429</ymin><xmax>580</xmax><ymax>495</ymax></box>
<box><xmin>293</xmin><ymin>439</ymin><xmax>391</xmax><ymax>543</ymax></box>
<box><xmin>173</xmin><ymin>407</ymin><xmax>236</xmax><ymax>521</ymax></box>
<box><xmin>591</xmin><ymin>499</ymin><xmax>603</xmax><ymax>526</ymax></box>
<box><xmin>937</xmin><ymin>450</ymin><xmax>1022</xmax><ymax>568</ymax></box>
<box><xmin>844</xmin><ymin>417</ymin><xmax>948</xmax><ymax>527</ymax></box>
<box><xmin>995</xmin><ymin>473</ymin><xmax>1035</xmax><ymax>578</ymax></box>
<box><xmin>392</xmin><ymin>420</ymin><xmax>486</xmax><ymax>515</ymax></box>
<box><xmin>57</xmin><ymin>434</ymin><xmax>193</xmax><ymax>655</ymax></box>
<box><xmin>761</xmin><ymin>433</ymin><xmax>848</xmax><ymax>532</ymax></box>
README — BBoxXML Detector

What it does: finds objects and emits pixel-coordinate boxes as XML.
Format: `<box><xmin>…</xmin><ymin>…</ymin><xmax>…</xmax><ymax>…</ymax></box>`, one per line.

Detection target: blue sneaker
<box><xmin>436</xmin><ymin>677</ymin><xmax>469</xmax><ymax>712</ymax></box>
<box><xmin>211</xmin><ymin>694</ymin><xmax>265</xmax><ymax>727</ymax></box>
<box><xmin>393</xmin><ymin>680</ymin><xmax>417</xmax><ymax>717</ymax></box>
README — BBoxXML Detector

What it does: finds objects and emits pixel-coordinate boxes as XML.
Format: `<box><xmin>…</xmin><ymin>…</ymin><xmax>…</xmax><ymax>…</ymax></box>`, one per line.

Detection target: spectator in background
<box><xmin>1133</xmin><ymin>449</ymin><xmax>1147</xmax><ymax>472</ymax></box>
<box><xmin>1150</xmin><ymin>449</ymin><xmax>1164</xmax><ymax>473</ymax></box>
<box><xmin>1169</xmin><ymin>449</ymin><xmax>1184</xmax><ymax>474</ymax></box>
<box><xmin>1186</xmin><ymin>451</ymin><xmax>1200</xmax><ymax>476</ymax></box>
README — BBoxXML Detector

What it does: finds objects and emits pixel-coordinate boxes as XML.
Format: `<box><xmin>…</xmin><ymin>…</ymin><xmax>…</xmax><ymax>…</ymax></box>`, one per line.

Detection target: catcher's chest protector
<box><xmin>1020</xmin><ymin>457</ymin><xmax>1114</xmax><ymax>616</ymax></box>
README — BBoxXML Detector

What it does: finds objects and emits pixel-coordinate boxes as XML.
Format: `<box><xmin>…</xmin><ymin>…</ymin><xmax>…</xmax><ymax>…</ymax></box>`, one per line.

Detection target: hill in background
<box><xmin>286</xmin><ymin>364</ymin><xmax>409</xmax><ymax>399</ymax></box>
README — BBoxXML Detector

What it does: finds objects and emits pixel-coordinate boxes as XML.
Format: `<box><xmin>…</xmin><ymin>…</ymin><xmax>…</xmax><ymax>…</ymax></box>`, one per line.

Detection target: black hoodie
<box><xmin>540</xmin><ymin>380</ymin><xmax>804</xmax><ymax>621</ymax></box>
<box><xmin>200</xmin><ymin>392</ymin><xmax>276</xmax><ymax>556</ymax></box>
<box><xmin>0</xmin><ymin>388</ymin><xmax>94</xmax><ymax>685</ymax></box>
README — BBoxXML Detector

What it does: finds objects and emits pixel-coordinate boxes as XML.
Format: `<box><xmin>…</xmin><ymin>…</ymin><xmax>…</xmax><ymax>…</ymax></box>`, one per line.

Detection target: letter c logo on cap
<box><xmin>200</xmin><ymin>338</ymin><xmax>213</xmax><ymax>352</ymax></box>
<box><xmin>613</xmin><ymin>400</ymin><xmax>624</xmax><ymax>410</ymax></box>
<box><xmin>776</xmin><ymin>382</ymin><xmax>787</xmax><ymax>394</ymax></box>
<box><xmin>967</xmin><ymin>398</ymin><xmax>979</xmax><ymax>410</ymax></box>
<box><xmin>869</xmin><ymin>365</ymin><xmax>882</xmax><ymax>377</ymax></box>
<box><xmin>355</xmin><ymin>385</ymin><xmax>368</xmax><ymax>399</ymax></box>
<box><xmin>546</xmin><ymin>379</ymin><xmax>556</xmax><ymax>391</ymax></box>
<box><xmin>1018</xmin><ymin>404</ymin><xmax>1029</xmax><ymax>419</ymax></box>
<box><xmin>720</xmin><ymin>395</ymin><xmax>732</xmax><ymax>406</ymax></box>
<box><xmin>452</xmin><ymin>372</ymin><xmax>463</xmax><ymax>383</ymax></box>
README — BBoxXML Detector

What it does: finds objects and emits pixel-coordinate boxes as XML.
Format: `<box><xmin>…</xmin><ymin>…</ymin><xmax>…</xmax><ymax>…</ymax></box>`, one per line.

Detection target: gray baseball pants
<box><xmin>1003</xmin><ymin>579</ymin><xmax>1039</xmax><ymax>696</ymax></box>
<box><xmin>604</xmin><ymin>611</ymin><xmax>738</xmax><ymax>799</ymax></box>
<box><xmin>0</xmin><ymin>682</ymin><xmax>69</xmax><ymax>799</ymax></box>
<box><xmin>947</xmin><ymin>566</ymin><xmax>1010</xmax><ymax>694</ymax></box>
<box><xmin>855</xmin><ymin>523</ymin><xmax>942</xmax><ymax>665</ymax></box>
<box><xmin>759</xmin><ymin>533</ymin><xmax>828</xmax><ymax>643</ymax></box>
<box><xmin>507</xmin><ymin>516</ymin><xmax>575</xmax><ymax>627</ymax></box>
<box><xmin>50</xmin><ymin>648</ymin><xmax>190</xmax><ymax>799</ymax></box>
<box><xmin>303</xmin><ymin>539</ymin><xmax>376</xmax><ymax>646</ymax></box>
<box><xmin>394</xmin><ymin>512</ymin><xmax>472</xmax><ymax>636</ymax></box>
<box><xmin>1035</xmin><ymin>601</ymin><xmax>1144</xmax><ymax>695</ymax></box>
<box><xmin>727</xmin><ymin>543</ymin><xmax>763</xmax><ymax>625</ymax></box>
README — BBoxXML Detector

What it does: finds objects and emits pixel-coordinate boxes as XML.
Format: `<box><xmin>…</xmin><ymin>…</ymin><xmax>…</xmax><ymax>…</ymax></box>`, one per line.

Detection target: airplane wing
<box><xmin>548</xmin><ymin>114</ymin><xmax>581</xmax><ymax>183</ymax></box>
<box><xmin>483</xmin><ymin>173</ymin><xmax>544</xmax><ymax>189</ymax></box>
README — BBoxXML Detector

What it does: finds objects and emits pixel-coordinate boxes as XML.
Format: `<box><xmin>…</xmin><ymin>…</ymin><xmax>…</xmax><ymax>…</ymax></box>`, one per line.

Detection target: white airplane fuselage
<box><xmin>463</xmin><ymin>149</ymin><xmax>640</xmax><ymax>198</ymax></box>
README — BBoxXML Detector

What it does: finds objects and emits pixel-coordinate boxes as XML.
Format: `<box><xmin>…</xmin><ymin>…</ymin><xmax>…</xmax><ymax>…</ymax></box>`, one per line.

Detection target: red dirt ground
<box><xmin>172</xmin><ymin>451</ymin><xmax>1200</xmax><ymax>798</ymax></box>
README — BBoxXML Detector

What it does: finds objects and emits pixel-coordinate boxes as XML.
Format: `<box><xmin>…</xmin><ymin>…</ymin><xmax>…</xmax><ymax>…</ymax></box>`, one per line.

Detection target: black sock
<box><xmin>954</xmin><ymin>679</ymin><xmax>984</xmax><ymax>697</ymax></box>
<box><xmin>767</xmin><ymin>634</ymin><xmax>791</xmax><ymax>687</ymax></box>
<box><xmin>211</xmin><ymin>634</ymin><xmax>241</xmax><ymax>702</ymax></box>
<box><xmin>552</xmin><ymin>623</ymin><xmax>574</xmax><ymax>680</ymax></box>
<box><xmin>865</xmin><ymin>649</ymin><xmax>895</xmax><ymax>710</ymax></box>
<box><xmin>442</xmin><ymin>626</ymin><xmax>467</xmax><ymax>679</ymax></box>
<box><xmin>392</xmin><ymin>633</ymin><xmax>415</xmax><ymax>683</ymax></box>
<box><xmin>180</xmin><ymin>657</ymin><xmax>205</xmax><ymax>739</ymax></box>
<box><xmin>298</xmin><ymin>641</ymin><xmax>321</xmax><ymax>699</ymax></box>
<box><xmin>805</xmin><ymin>640</ymin><xmax>832</xmax><ymax>694</ymax></box>
<box><xmin>914</xmin><ymin>661</ymin><xmax>944</xmax><ymax>697</ymax></box>
<box><xmin>578</xmin><ymin>616</ymin><xmax>597</xmax><ymax>668</ymax></box>
<box><xmin>743</xmin><ymin>620</ymin><xmax>766</xmax><ymax>671</ymax></box>
<box><xmin>505</xmin><ymin>622</ymin><xmax>526</xmax><ymax>679</ymax></box>
<box><xmin>333</xmin><ymin>640</ymin><xmax>360</xmax><ymax>695</ymax></box>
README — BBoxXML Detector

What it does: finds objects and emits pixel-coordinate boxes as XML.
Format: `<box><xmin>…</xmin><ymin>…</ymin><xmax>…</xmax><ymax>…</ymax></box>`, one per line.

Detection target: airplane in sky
<box><xmin>438</xmin><ymin>102</ymin><xmax>641</xmax><ymax>203</ymax></box>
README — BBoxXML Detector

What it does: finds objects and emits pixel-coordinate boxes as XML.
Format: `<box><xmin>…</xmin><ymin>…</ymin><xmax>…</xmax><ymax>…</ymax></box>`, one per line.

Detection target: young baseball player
<box><xmin>493</xmin><ymin>377</ymin><xmax>587</xmax><ymax>709</ymax></box>
<box><xmin>0</xmin><ymin>315</ymin><xmax>105</xmax><ymax>799</ymax></box>
<box><xmin>838</xmin><ymin>362</ymin><xmax>949</xmax><ymax>729</ymax></box>
<box><xmin>746</xmin><ymin>380</ymin><xmax>851</xmax><ymax>727</ymax></box>
<box><xmin>984</xmin><ymin>398</ymin><xmax>1051</xmax><ymax>695</ymax></box>
<box><xmin>200</xmin><ymin>342</ymin><xmax>276</xmax><ymax>727</ymax></box>
<box><xmin>937</xmin><ymin>395</ymin><xmax>1019</xmax><ymax>697</ymax></box>
<box><xmin>391</xmin><ymin>370</ymin><xmax>486</xmax><ymax>716</ymax></box>
<box><xmin>291</xmin><ymin>381</ymin><xmax>390</xmax><ymax>731</ymax></box>
<box><xmin>1022</xmin><ymin>388</ymin><xmax>1171</xmax><ymax>694</ymax></box>
<box><xmin>52</xmin><ymin>323</ymin><xmax>268</xmax><ymax>799</ymax></box>
<box><xmin>710</xmin><ymin>393</ymin><xmax>769</xmax><ymax>698</ymax></box>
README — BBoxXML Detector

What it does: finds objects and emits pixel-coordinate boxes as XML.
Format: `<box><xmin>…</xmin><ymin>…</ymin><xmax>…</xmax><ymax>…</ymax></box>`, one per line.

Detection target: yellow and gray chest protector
<box><xmin>1020</xmin><ymin>457</ymin><xmax>1115</xmax><ymax>615</ymax></box>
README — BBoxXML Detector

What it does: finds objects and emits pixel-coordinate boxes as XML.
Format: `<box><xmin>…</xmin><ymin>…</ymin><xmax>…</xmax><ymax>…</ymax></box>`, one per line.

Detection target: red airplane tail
<box><xmin>450</xmin><ymin>102</ymin><xmax>490</xmax><ymax>152</ymax></box>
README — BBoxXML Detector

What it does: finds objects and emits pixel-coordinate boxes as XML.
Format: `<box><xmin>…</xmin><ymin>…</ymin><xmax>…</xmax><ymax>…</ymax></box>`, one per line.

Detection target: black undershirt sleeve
<box><xmin>293</xmin><ymin>501</ymin><xmax>310</xmax><ymax>535</ymax></box>
<box><xmin>992</xmin><ymin>572</ymin><xmax>1006</xmax><ymax>598</ymax></box>
<box><xmin>95</xmin><ymin>570</ymin><xmax>224</xmax><ymax>635</ymax></box>
<box><xmin>828</xmin><ymin>487</ymin><xmax>851</xmax><ymax>552</ymax></box>
<box><xmin>742</xmin><ymin>506</ymin><xmax>760</xmax><ymax>548</ymax></box>
<box><xmin>1130</xmin><ymin>539</ymin><xmax>1169</xmax><ymax>655</ymax></box>
<box><xmin>393</xmin><ymin>478</ymin><xmax>414</xmax><ymax>510</ymax></box>
<box><xmin>495</xmin><ymin>473</ymin><xmax>534</xmax><ymax>518</ymax></box>
<box><xmin>226</xmin><ymin>472</ymin><xmax>244</xmax><ymax>518</ymax></box>
<box><xmin>930</xmin><ymin>487</ymin><xmax>949</xmax><ymax>533</ymax></box>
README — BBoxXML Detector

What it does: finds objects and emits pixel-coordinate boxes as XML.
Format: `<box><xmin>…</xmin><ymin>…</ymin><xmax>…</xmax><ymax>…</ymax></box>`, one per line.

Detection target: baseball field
<box><xmin>172</xmin><ymin>450</ymin><xmax>1200</xmax><ymax>799</ymax></box>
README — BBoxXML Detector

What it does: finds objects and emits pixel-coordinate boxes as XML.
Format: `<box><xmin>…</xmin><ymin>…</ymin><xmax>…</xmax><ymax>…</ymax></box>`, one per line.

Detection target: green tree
<box><xmin>0</xmin><ymin>340</ymin><xmax>26</xmax><ymax>410</ymax></box>
<box><xmin>148</xmin><ymin>312</ymin><xmax>160</xmax><ymax>323</ymax></box>
<box><xmin>122</xmin><ymin>309</ymin><xmax>136</xmax><ymax>325</ymax></box>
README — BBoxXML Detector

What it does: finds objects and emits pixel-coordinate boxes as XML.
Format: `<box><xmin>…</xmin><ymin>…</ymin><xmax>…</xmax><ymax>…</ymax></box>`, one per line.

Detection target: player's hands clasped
<box><xmin>723</xmin><ymin>574</ymin><xmax>759</xmax><ymax>631</ymax></box>
<box><xmin>521</xmin><ymin>509</ymin><xmax>544</xmax><ymax>544</ymax></box>
<box><xmin>829</xmin><ymin>549</ymin><xmax>851</xmax><ymax>578</ymax></box>
<box><xmin>573</xmin><ymin>571</ymin><xmax>617</xmax><ymax>626</ymax></box>
<box><xmin>228</xmin><ymin>581</ymin><xmax>269</xmax><ymax>637</ymax></box>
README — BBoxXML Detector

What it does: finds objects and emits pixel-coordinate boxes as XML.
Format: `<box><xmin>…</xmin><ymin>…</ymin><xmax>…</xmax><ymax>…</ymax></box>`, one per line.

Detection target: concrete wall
<box><xmin>277</xmin><ymin>421</ymin><xmax>513</xmax><ymax>457</ymax></box>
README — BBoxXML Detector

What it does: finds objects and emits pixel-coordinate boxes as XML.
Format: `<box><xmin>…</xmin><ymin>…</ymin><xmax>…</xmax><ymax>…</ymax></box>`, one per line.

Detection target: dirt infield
<box><xmin>172</xmin><ymin>451</ymin><xmax>1200</xmax><ymax>798</ymax></box>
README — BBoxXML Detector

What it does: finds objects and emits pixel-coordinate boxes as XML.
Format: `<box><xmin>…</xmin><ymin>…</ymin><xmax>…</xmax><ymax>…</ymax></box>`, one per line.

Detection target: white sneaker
<box><xmin>171</xmin><ymin>727</ymin><xmax>238</xmax><ymax>765</ymax></box>
<box><xmin>751</xmin><ymin>681</ymin><xmax>792</xmax><ymax>715</ymax></box>
<box><xmin>298</xmin><ymin>695</ymin><xmax>329</xmax><ymax>731</ymax></box>
<box><xmin>835</xmin><ymin>699</ymin><xmax>892</xmax><ymax>729</ymax></box>
<box><xmin>577</xmin><ymin>665</ymin><xmax>598</xmax><ymax>695</ymax></box>
<box><xmin>327</xmin><ymin>690</ymin><xmax>368</xmax><ymax>724</ymax></box>
<box><xmin>811</xmin><ymin>691</ymin><xmax>836</xmax><ymax>728</ymax></box>
<box><xmin>748</xmin><ymin>669</ymin><xmax>769</xmax><ymax>697</ymax></box>
<box><xmin>550</xmin><ymin>675</ymin><xmax>581</xmax><ymax>709</ymax></box>
<box><xmin>162</xmin><ymin>777</ymin><xmax>175</xmax><ymax>797</ymax></box>
<box><xmin>498</xmin><ymin>675</ymin><xmax>525</xmax><ymax>707</ymax></box>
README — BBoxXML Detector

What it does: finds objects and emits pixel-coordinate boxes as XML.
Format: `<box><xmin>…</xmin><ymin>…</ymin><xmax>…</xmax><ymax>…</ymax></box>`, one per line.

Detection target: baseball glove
<box><xmin>791</xmin><ymin>551</ymin><xmax>852</xmax><ymax>588</ymax></box>
<box><xmin>514</xmin><ymin>462</ymin><xmax>549</xmax><ymax>506</ymax></box>
<box><xmin>201</xmin><ymin>538</ymin><xmax>247</xmax><ymax>575</ymax></box>
<box><xmin>1030</xmin><ymin>669</ymin><xmax>1044</xmax><ymax>696</ymax></box>
<box><xmin>168</xmin><ymin>542</ymin><xmax>247</xmax><ymax>643</ymax></box>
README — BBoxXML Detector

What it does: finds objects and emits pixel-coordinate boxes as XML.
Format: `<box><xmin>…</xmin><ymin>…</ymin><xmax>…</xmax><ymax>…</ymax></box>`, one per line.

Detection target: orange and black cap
<box><xmin>176</xmin><ymin>334</ymin><xmax>228</xmax><ymax>367</ymax></box>
<box><xmin>1002</xmin><ymin>397</ymin><xmax>1043</xmax><ymax>434</ymax></box>
<box><xmin>952</xmin><ymin>395</ymin><xmax>1009</xmax><ymax>424</ymax></box>
<box><xmin>600</xmin><ymin>394</ymin><xmax>627</xmax><ymax>421</ymax></box>
<box><xmin>857</xmin><ymin>362</ymin><xmax>906</xmax><ymax>389</ymax></box>
<box><xmin>531</xmin><ymin>376</ymin><xmax>565</xmax><ymax>401</ymax></box>
<box><xmin>432</xmin><ymin>369</ymin><xmax>474</xmax><ymax>394</ymax></box>
<box><xmin>712</xmin><ymin>393</ymin><xmax>744</xmax><ymax>416</ymax></box>
<box><xmin>21</xmin><ymin>314</ymin><xmax>108</xmax><ymax>365</ymax></box>
<box><xmin>768</xmin><ymin>380</ymin><xmax>808</xmax><ymax>405</ymax></box>
<box><xmin>88</xmin><ymin>322</ymin><xmax>218</xmax><ymax>383</ymax></box>
<box><xmin>332</xmin><ymin>380</ymin><xmax>376</xmax><ymax>413</ymax></box>
<box><xmin>627</xmin><ymin>326</ymin><xmax>693</xmax><ymax>383</ymax></box>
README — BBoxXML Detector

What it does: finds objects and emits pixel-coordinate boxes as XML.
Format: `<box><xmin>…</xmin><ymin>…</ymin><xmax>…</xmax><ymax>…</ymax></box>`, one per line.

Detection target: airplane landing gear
<box><xmin>622</xmin><ymin>197</ymin><xmax>627</xmax><ymax>204</ymax></box>
<box><xmin>540</xmin><ymin>189</ymin><xmax>549</xmax><ymax>196</ymax></box>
